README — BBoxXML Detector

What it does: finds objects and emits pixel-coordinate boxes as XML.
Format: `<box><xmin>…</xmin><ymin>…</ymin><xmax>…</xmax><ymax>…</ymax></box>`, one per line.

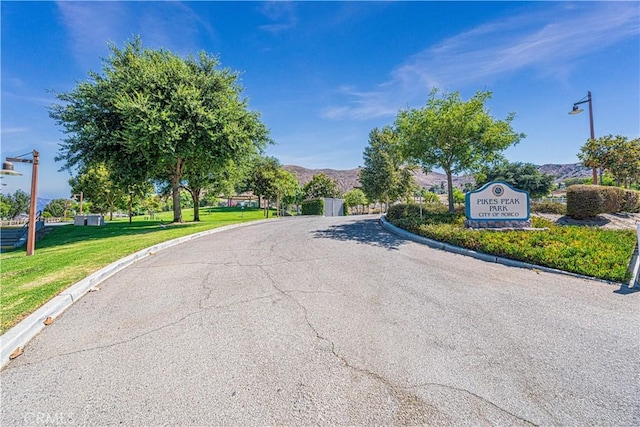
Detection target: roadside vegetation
<box><xmin>386</xmin><ymin>203</ymin><xmax>637</xmax><ymax>283</ymax></box>
<box><xmin>0</xmin><ymin>207</ymin><xmax>267</xmax><ymax>334</ymax></box>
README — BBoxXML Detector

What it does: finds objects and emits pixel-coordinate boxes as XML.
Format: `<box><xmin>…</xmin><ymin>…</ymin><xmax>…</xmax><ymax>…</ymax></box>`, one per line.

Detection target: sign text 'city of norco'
<box><xmin>465</xmin><ymin>181</ymin><xmax>530</xmax><ymax>221</ymax></box>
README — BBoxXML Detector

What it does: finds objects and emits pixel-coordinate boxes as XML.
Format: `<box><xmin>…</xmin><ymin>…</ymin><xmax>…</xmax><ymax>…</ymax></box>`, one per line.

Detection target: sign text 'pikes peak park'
<box><xmin>465</xmin><ymin>181</ymin><xmax>531</xmax><ymax>228</ymax></box>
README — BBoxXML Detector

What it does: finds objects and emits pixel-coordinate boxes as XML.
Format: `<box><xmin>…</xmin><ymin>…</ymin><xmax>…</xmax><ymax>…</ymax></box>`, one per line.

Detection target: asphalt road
<box><xmin>2</xmin><ymin>215</ymin><xmax>639</xmax><ymax>426</ymax></box>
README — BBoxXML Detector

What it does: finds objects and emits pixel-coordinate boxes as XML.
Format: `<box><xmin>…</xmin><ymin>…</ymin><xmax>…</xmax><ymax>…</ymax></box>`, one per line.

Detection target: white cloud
<box><xmin>258</xmin><ymin>1</ymin><xmax>297</xmax><ymax>33</ymax></box>
<box><xmin>1</xmin><ymin>127</ymin><xmax>28</xmax><ymax>135</ymax></box>
<box><xmin>322</xmin><ymin>2</ymin><xmax>639</xmax><ymax>120</ymax></box>
<box><xmin>56</xmin><ymin>1</ymin><xmax>128</xmax><ymax>65</ymax></box>
<box><xmin>56</xmin><ymin>2</ymin><xmax>215</xmax><ymax>66</ymax></box>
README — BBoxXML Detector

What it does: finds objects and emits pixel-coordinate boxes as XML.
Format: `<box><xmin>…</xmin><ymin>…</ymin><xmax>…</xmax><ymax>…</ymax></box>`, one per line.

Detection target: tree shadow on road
<box><xmin>312</xmin><ymin>218</ymin><xmax>408</xmax><ymax>250</ymax></box>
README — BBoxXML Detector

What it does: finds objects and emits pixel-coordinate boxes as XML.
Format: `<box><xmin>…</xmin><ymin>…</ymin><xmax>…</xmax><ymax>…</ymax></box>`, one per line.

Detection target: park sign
<box><xmin>465</xmin><ymin>181</ymin><xmax>530</xmax><ymax>223</ymax></box>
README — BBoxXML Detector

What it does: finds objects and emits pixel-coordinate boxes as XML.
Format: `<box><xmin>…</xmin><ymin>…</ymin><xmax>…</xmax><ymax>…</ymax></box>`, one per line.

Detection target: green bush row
<box><xmin>301</xmin><ymin>199</ymin><xmax>324</xmax><ymax>215</ymax></box>
<box><xmin>387</xmin><ymin>204</ymin><xmax>637</xmax><ymax>283</ymax></box>
<box><xmin>531</xmin><ymin>201</ymin><xmax>567</xmax><ymax>215</ymax></box>
<box><xmin>566</xmin><ymin>185</ymin><xmax>640</xmax><ymax>219</ymax></box>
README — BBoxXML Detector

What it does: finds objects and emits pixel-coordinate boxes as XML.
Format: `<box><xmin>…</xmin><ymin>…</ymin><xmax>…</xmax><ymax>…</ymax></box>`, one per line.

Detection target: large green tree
<box><xmin>475</xmin><ymin>162</ymin><xmax>555</xmax><ymax>199</ymax></box>
<box><xmin>359</xmin><ymin>126</ymin><xmax>416</xmax><ymax>211</ymax></box>
<box><xmin>303</xmin><ymin>173</ymin><xmax>341</xmax><ymax>200</ymax></box>
<box><xmin>395</xmin><ymin>89</ymin><xmax>524</xmax><ymax>213</ymax></box>
<box><xmin>51</xmin><ymin>37</ymin><xmax>269</xmax><ymax>223</ymax></box>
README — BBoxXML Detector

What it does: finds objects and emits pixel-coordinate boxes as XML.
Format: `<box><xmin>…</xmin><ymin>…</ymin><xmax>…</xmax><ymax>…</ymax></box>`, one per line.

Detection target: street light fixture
<box><xmin>0</xmin><ymin>150</ymin><xmax>40</xmax><ymax>256</ymax></box>
<box><xmin>569</xmin><ymin>91</ymin><xmax>597</xmax><ymax>185</ymax></box>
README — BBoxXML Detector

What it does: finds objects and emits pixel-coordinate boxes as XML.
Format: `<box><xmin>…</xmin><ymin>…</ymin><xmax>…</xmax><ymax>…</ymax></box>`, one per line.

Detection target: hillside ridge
<box><xmin>283</xmin><ymin>163</ymin><xmax>590</xmax><ymax>193</ymax></box>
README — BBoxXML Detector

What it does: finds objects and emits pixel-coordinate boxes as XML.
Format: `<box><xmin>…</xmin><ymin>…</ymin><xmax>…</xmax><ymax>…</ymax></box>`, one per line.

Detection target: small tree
<box><xmin>43</xmin><ymin>198</ymin><xmax>72</xmax><ymax>218</ymax></box>
<box><xmin>396</xmin><ymin>89</ymin><xmax>524</xmax><ymax>213</ymax></box>
<box><xmin>4</xmin><ymin>190</ymin><xmax>31</xmax><ymax>220</ymax></box>
<box><xmin>0</xmin><ymin>194</ymin><xmax>11</xmax><ymax>219</ymax></box>
<box><xmin>579</xmin><ymin>135</ymin><xmax>640</xmax><ymax>188</ymax></box>
<box><xmin>303</xmin><ymin>173</ymin><xmax>341</xmax><ymax>200</ymax></box>
<box><xmin>69</xmin><ymin>164</ymin><xmax>127</xmax><ymax>220</ymax></box>
<box><xmin>359</xmin><ymin>126</ymin><xmax>416</xmax><ymax>212</ymax></box>
<box><xmin>344</xmin><ymin>188</ymin><xmax>368</xmax><ymax>214</ymax></box>
<box><xmin>247</xmin><ymin>156</ymin><xmax>281</xmax><ymax>217</ymax></box>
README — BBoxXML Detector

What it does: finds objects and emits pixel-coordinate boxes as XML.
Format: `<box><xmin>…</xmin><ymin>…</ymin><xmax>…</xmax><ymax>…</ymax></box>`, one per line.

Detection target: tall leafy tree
<box><xmin>396</xmin><ymin>89</ymin><xmax>524</xmax><ymax>213</ymax></box>
<box><xmin>51</xmin><ymin>37</ymin><xmax>269</xmax><ymax>223</ymax></box>
<box><xmin>303</xmin><ymin>173</ymin><xmax>341</xmax><ymax>200</ymax></box>
<box><xmin>359</xmin><ymin>126</ymin><xmax>416</xmax><ymax>211</ymax></box>
<box><xmin>474</xmin><ymin>162</ymin><xmax>555</xmax><ymax>198</ymax></box>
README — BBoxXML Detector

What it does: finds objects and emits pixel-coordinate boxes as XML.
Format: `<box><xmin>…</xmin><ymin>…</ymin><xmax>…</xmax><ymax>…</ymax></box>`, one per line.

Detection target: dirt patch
<box><xmin>534</xmin><ymin>212</ymin><xmax>640</xmax><ymax>230</ymax></box>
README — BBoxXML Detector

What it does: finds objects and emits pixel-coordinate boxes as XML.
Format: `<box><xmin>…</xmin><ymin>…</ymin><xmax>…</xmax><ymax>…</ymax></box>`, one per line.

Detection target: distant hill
<box><xmin>538</xmin><ymin>163</ymin><xmax>591</xmax><ymax>182</ymax></box>
<box><xmin>283</xmin><ymin>163</ymin><xmax>591</xmax><ymax>193</ymax></box>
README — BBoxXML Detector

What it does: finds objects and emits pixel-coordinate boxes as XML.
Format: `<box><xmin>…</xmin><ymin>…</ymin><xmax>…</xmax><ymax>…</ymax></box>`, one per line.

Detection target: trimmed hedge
<box><xmin>567</xmin><ymin>185</ymin><xmax>640</xmax><ymax>219</ymax></box>
<box><xmin>301</xmin><ymin>199</ymin><xmax>324</xmax><ymax>215</ymax></box>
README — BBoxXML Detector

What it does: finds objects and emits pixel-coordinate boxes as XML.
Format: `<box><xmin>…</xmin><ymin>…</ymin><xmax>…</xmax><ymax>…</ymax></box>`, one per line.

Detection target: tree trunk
<box><xmin>446</xmin><ymin>170</ymin><xmax>454</xmax><ymax>213</ymax></box>
<box><xmin>172</xmin><ymin>176</ymin><xmax>182</xmax><ymax>223</ymax></box>
<box><xmin>192</xmin><ymin>188</ymin><xmax>201</xmax><ymax>222</ymax></box>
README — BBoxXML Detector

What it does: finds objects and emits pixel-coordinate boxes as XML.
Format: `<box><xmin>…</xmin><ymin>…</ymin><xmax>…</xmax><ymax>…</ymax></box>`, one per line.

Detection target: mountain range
<box><xmin>283</xmin><ymin>163</ymin><xmax>592</xmax><ymax>194</ymax></box>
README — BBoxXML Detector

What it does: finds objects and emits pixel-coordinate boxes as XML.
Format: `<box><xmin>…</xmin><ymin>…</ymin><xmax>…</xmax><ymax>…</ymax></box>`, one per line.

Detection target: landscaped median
<box><xmin>383</xmin><ymin>203</ymin><xmax>638</xmax><ymax>284</ymax></box>
<box><xmin>0</xmin><ymin>207</ymin><xmax>270</xmax><ymax>336</ymax></box>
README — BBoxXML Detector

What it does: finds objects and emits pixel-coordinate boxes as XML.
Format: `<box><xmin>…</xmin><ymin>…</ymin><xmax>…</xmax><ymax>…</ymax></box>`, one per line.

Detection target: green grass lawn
<box><xmin>0</xmin><ymin>207</ymin><xmax>269</xmax><ymax>334</ymax></box>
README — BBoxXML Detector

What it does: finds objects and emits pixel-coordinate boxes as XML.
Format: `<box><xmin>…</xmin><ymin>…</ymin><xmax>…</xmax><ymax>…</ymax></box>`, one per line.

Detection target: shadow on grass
<box><xmin>312</xmin><ymin>218</ymin><xmax>408</xmax><ymax>250</ymax></box>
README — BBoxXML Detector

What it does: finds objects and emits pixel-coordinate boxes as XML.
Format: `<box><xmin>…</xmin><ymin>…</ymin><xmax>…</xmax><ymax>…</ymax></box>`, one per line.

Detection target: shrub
<box><xmin>622</xmin><ymin>190</ymin><xmax>640</xmax><ymax>213</ymax></box>
<box><xmin>301</xmin><ymin>199</ymin><xmax>324</xmax><ymax>215</ymax></box>
<box><xmin>387</xmin><ymin>205</ymin><xmax>637</xmax><ymax>282</ymax></box>
<box><xmin>531</xmin><ymin>201</ymin><xmax>567</xmax><ymax>215</ymax></box>
<box><xmin>567</xmin><ymin>185</ymin><xmax>640</xmax><ymax>218</ymax></box>
<box><xmin>386</xmin><ymin>204</ymin><xmax>422</xmax><ymax>221</ymax></box>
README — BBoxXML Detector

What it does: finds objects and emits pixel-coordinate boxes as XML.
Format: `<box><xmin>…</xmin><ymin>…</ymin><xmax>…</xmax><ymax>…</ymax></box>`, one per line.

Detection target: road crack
<box><xmin>259</xmin><ymin>265</ymin><xmax>538</xmax><ymax>426</ymax></box>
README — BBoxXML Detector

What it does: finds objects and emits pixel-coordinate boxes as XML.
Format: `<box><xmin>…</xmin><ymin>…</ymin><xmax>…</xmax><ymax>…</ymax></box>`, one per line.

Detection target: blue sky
<box><xmin>2</xmin><ymin>1</ymin><xmax>639</xmax><ymax>199</ymax></box>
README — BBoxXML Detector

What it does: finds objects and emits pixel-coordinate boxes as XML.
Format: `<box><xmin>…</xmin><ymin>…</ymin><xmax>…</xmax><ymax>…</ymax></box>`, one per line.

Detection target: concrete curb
<box><xmin>0</xmin><ymin>218</ymin><xmax>271</xmax><ymax>369</ymax></box>
<box><xmin>379</xmin><ymin>215</ymin><xmax>636</xmax><ymax>287</ymax></box>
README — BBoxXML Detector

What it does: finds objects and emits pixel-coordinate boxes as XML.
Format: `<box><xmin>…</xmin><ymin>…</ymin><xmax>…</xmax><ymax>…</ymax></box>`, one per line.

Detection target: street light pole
<box><xmin>1</xmin><ymin>150</ymin><xmax>39</xmax><ymax>256</ymax></box>
<box><xmin>569</xmin><ymin>91</ymin><xmax>597</xmax><ymax>185</ymax></box>
<box><xmin>26</xmin><ymin>151</ymin><xmax>39</xmax><ymax>256</ymax></box>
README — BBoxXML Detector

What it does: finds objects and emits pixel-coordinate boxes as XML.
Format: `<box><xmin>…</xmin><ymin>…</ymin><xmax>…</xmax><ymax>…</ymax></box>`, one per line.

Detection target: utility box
<box><xmin>74</xmin><ymin>215</ymin><xmax>105</xmax><ymax>226</ymax></box>
<box><xmin>87</xmin><ymin>215</ymin><xmax>104</xmax><ymax>226</ymax></box>
<box><xmin>323</xmin><ymin>198</ymin><xmax>345</xmax><ymax>217</ymax></box>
